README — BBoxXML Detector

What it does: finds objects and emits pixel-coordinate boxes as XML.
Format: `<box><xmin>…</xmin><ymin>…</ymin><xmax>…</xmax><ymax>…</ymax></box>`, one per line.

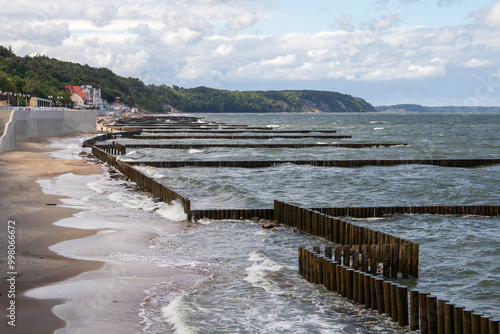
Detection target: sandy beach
<box><xmin>0</xmin><ymin>137</ymin><xmax>103</xmax><ymax>333</ymax></box>
<box><xmin>0</xmin><ymin>135</ymin><xmax>206</xmax><ymax>333</ymax></box>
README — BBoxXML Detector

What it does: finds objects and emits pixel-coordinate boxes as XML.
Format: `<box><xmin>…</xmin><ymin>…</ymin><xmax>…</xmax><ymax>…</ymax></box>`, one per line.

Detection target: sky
<box><xmin>1</xmin><ymin>0</ymin><xmax>500</xmax><ymax>106</ymax></box>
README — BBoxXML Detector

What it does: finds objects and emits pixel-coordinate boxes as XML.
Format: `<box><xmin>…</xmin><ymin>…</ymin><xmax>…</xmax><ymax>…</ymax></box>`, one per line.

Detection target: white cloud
<box><xmin>470</xmin><ymin>1</ymin><xmax>500</xmax><ymax>28</ymax></box>
<box><xmin>214</xmin><ymin>44</ymin><xmax>235</xmax><ymax>56</ymax></box>
<box><xmin>260</xmin><ymin>54</ymin><xmax>296</xmax><ymax>67</ymax></box>
<box><xmin>464</xmin><ymin>58</ymin><xmax>491</xmax><ymax>68</ymax></box>
<box><xmin>3</xmin><ymin>0</ymin><xmax>500</xmax><ymax>105</ymax></box>
<box><xmin>369</xmin><ymin>14</ymin><xmax>401</xmax><ymax>30</ymax></box>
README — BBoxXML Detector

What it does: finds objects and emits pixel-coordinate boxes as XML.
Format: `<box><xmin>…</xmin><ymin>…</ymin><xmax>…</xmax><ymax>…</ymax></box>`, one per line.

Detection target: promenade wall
<box><xmin>0</xmin><ymin>109</ymin><xmax>98</xmax><ymax>153</ymax></box>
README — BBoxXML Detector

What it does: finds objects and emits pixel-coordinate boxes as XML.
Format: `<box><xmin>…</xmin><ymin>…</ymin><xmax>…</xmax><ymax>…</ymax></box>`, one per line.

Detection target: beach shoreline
<box><xmin>0</xmin><ymin>135</ymin><xmax>206</xmax><ymax>333</ymax></box>
<box><xmin>0</xmin><ymin>136</ymin><xmax>104</xmax><ymax>333</ymax></box>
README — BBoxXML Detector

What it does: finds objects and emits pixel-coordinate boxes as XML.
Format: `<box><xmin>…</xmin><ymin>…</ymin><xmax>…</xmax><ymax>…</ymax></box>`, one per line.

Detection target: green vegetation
<box><xmin>0</xmin><ymin>46</ymin><xmax>375</xmax><ymax>113</ymax></box>
<box><xmin>376</xmin><ymin>104</ymin><xmax>500</xmax><ymax>113</ymax></box>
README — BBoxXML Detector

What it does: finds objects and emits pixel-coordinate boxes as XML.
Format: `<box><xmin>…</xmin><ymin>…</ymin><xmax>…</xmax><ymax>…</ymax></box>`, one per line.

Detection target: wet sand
<box><xmin>0</xmin><ymin>137</ymin><xmax>104</xmax><ymax>333</ymax></box>
<box><xmin>0</xmin><ymin>136</ymin><xmax>206</xmax><ymax>333</ymax></box>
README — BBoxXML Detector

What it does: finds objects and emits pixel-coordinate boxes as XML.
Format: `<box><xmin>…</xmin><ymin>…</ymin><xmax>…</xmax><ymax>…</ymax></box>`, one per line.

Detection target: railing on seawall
<box><xmin>274</xmin><ymin>200</ymin><xmax>419</xmax><ymax>278</ymax></box>
<box><xmin>91</xmin><ymin>146</ymin><xmax>191</xmax><ymax>214</ymax></box>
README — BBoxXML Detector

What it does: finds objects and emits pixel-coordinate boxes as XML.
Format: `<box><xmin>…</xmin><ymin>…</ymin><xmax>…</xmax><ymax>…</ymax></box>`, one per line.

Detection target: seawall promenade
<box><xmin>0</xmin><ymin>109</ymin><xmax>98</xmax><ymax>153</ymax></box>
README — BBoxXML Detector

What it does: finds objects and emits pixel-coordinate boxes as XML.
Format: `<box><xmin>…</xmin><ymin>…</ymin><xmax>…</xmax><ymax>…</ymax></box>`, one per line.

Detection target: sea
<box><xmin>38</xmin><ymin>113</ymin><xmax>499</xmax><ymax>333</ymax></box>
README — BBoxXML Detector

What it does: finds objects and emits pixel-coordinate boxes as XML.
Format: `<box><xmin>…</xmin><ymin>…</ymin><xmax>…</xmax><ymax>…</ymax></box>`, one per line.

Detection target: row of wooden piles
<box><xmin>300</xmin><ymin>247</ymin><xmax>500</xmax><ymax>333</ymax></box>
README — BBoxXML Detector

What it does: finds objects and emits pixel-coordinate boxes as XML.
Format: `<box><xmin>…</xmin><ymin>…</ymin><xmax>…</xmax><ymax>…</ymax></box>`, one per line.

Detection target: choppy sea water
<box><xmin>48</xmin><ymin>113</ymin><xmax>499</xmax><ymax>333</ymax></box>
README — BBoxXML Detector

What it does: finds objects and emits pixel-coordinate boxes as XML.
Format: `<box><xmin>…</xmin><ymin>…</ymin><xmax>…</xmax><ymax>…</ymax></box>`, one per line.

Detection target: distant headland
<box><xmin>376</xmin><ymin>104</ymin><xmax>500</xmax><ymax>113</ymax></box>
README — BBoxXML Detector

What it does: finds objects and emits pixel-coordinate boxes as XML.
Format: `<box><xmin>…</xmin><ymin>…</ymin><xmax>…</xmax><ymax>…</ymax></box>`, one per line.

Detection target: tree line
<box><xmin>0</xmin><ymin>46</ymin><xmax>375</xmax><ymax>113</ymax></box>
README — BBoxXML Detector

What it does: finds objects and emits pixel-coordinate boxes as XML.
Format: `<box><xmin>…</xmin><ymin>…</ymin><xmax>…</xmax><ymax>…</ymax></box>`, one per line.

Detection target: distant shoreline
<box><xmin>376</xmin><ymin>104</ymin><xmax>500</xmax><ymax>113</ymax></box>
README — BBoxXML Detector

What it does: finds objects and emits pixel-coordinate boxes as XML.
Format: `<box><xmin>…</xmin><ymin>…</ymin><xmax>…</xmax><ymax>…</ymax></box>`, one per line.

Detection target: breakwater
<box><xmin>120</xmin><ymin>158</ymin><xmax>500</xmax><ymax>168</ymax></box>
<box><xmin>87</xmin><ymin>114</ymin><xmax>500</xmax><ymax>331</ymax></box>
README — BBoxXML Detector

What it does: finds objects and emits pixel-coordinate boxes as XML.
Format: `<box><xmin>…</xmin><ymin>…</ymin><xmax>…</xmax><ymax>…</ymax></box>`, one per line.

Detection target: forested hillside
<box><xmin>0</xmin><ymin>46</ymin><xmax>375</xmax><ymax>113</ymax></box>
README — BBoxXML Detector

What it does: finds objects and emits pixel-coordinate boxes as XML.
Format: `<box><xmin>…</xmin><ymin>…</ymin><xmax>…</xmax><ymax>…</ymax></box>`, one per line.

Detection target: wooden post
<box><xmin>331</xmin><ymin>261</ymin><xmax>338</xmax><ymax>292</ymax></box>
<box><xmin>383</xmin><ymin>244</ymin><xmax>391</xmax><ymax>277</ymax></box>
<box><xmin>340</xmin><ymin>266</ymin><xmax>347</xmax><ymax>298</ymax></box>
<box><xmin>398</xmin><ymin>285</ymin><xmax>409</xmax><ymax>327</ymax></box>
<box><xmin>410</xmin><ymin>290</ymin><xmax>419</xmax><ymax>331</ymax></box>
<box><xmin>489</xmin><ymin>319</ymin><xmax>499</xmax><ymax>334</ymax></box>
<box><xmin>462</xmin><ymin>309</ymin><xmax>473</xmax><ymax>334</ymax></box>
<box><xmin>437</xmin><ymin>299</ymin><xmax>449</xmax><ymax>334</ymax></box>
<box><xmin>391</xmin><ymin>283</ymin><xmax>399</xmax><ymax>323</ymax></box>
<box><xmin>412</xmin><ymin>243</ymin><xmax>419</xmax><ymax>278</ymax></box>
<box><xmin>370</xmin><ymin>245</ymin><xmax>378</xmax><ymax>275</ymax></box>
<box><xmin>426</xmin><ymin>295</ymin><xmax>438</xmax><ymax>334</ymax></box>
<box><xmin>471</xmin><ymin>313</ymin><xmax>483</xmax><ymax>334</ymax></box>
<box><xmin>335</xmin><ymin>247</ymin><xmax>342</xmax><ymax>265</ymax></box>
<box><xmin>346</xmin><ymin>268</ymin><xmax>354</xmax><ymax>300</ymax></box>
<box><xmin>444</xmin><ymin>302</ymin><xmax>455</xmax><ymax>334</ymax></box>
<box><xmin>375</xmin><ymin>277</ymin><xmax>384</xmax><ymax>314</ymax></box>
<box><xmin>454</xmin><ymin>306</ymin><xmax>465</xmax><ymax>334</ymax></box>
<box><xmin>481</xmin><ymin>316</ymin><xmax>490</xmax><ymax>334</ymax></box>
<box><xmin>364</xmin><ymin>274</ymin><xmax>372</xmax><ymax>309</ymax></box>
<box><xmin>361</xmin><ymin>245</ymin><xmax>369</xmax><ymax>272</ymax></box>
<box><xmin>370</xmin><ymin>275</ymin><xmax>378</xmax><ymax>311</ymax></box>
<box><xmin>325</xmin><ymin>246</ymin><xmax>333</xmax><ymax>259</ymax></box>
<box><xmin>358</xmin><ymin>270</ymin><xmax>365</xmax><ymax>305</ymax></box>
<box><xmin>419</xmin><ymin>291</ymin><xmax>431</xmax><ymax>334</ymax></box>
<box><xmin>391</xmin><ymin>244</ymin><xmax>399</xmax><ymax>278</ymax></box>
<box><xmin>401</xmin><ymin>243</ymin><xmax>409</xmax><ymax>278</ymax></box>
<box><xmin>353</xmin><ymin>270</ymin><xmax>359</xmax><ymax>302</ymax></box>
<box><xmin>343</xmin><ymin>245</ymin><xmax>351</xmax><ymax>267</ymax></box>
<box><xmin>353</xmin><ymin>245</ymin><xmax>360</xmax><ymax>270</ymax></box>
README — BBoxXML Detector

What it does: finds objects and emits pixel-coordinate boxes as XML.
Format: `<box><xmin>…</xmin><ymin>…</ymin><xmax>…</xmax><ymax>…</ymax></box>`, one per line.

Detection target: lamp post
<box><xmin>6</xmin><ymin>92</ymin><xmax>12</xmax><ymax>107</ymax></box>
<box><xmin>48</xmin><ymin>95</ymin><xmax>53</xmax><ymax>108</ymax></box>
<box><xmin>57</xmin><ymin>96</ymin><xmax>63</xmax><ymax>107</ymax></box>
<box><xmin>14</xmin><ymin>93</ymin><xmax>21</xmax><ymax>107</ymax></box>
<box><xmin>23</xmin><ymin>94</ymin><xmax>30</xmax><ymax>107</ymax></box>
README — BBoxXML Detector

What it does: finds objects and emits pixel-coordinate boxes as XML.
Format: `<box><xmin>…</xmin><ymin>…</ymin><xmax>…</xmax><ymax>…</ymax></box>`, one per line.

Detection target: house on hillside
<box><xmin>65</xmin><ymin>85</ymin><xmax>104</xmax><ymax>109</ymax></box>
<box><xmin>109</xmin><ymin>96</ymin><xmax>127</xmax><ymax>110</ymax></box>
<box><xmin>65</xmin><ymin>86</ymin><xmax>85</xmax><ymax>107</ymax></box>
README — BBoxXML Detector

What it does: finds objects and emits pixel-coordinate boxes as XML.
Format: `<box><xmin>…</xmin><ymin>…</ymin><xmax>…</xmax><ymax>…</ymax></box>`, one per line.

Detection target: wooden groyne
<box><xmin>117</xmin><ymin>143</ymin><xmax>407</xmax><ymax>149</ymax></box>
<box><xmin>88</xmin><ymin>115</ymin><xmax>499</xmax><ymax>328</ymax></box>
<box><xmin>300</xmin><ymin>247</ymin><xmax>410</xmax><ymax>326</ymax></box>
<box><xmin>124</xmin><ymin>158</ymin><xmax>500</xmax><ymax>169</ymax></box>
<box><xmin>91</xmin><ymin>146</ymin><xmax>191</xmax><ymax>214</ymax></box>
<box><xmin>142</xmin><ymin>129</ymin><xmax>339</xmax><ymax>133</ymax></box>
<box><xmin>190</xmin><ymin>208</ymin><xmax>274</xmax><ymax>221</ymax></box>
<box><xmin>312</xmin><ymin>204</ymin><xmax>500</xmax><ymax>218</ymax></box>
<box><xmin>82</xmin><ymin>130</ymin><xmax>142</xmax><ymax>147</ymax></box>
<box><xmin>275</xmin><ymin>200</ymin><xmax>419</xmax><ymax>278</ymax></box>
<box><xmin>299</xmin><ymin>247</ymin><xmax>500</xmax><ymax>332</ymax></box>
<box><xmin>132</xmin><ymin>135</ymin><xmax>352</xmax><ymax>140</ymax></box>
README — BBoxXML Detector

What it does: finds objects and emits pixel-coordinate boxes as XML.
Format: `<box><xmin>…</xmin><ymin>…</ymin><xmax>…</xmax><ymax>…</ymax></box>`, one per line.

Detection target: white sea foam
<box><xmin>156</xmin><ymin>202</ymin><xmax>187</xmax><ymax>221</ymax></box>
<box><xmin>244</xmin><ymin>251</ymin><xmax>283</xmax><ymax>293</ymax></box>
<box><xmin>162</xmin><ymin>295</ymin><xmax>196</xmax><ymax>334</ymax></box>
<box><xmin>188</xmin><ymin>149</ymin><xmax>203</xmax><ymax>154</ymax></box>
<box><xmin>135</xmin><ymin>165</ymin><xmax>167</xmax><ymax>179</ymax></box>
<box><xmin>108</xmin><ymin>191</ymin><xmax>157</xmax><ymax>211</ymax></box>
<box><xmin>373</xmin><ymin>127</ymin><xmax>384</xmax><ymax>130</ymax></box>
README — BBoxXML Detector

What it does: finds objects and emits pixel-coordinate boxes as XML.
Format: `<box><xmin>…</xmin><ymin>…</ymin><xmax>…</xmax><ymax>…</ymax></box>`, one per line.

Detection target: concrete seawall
<box><xmin>0</xmin><ymin>109</ymin><xmax>98</xmax><ymax>153</ymax></box>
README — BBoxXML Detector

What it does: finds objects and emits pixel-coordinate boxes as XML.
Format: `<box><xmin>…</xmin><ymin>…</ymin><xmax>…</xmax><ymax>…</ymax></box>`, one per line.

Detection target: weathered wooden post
<box><xmin>426</xmin><ymin>295</ymin><xmax>438</xmax><ymax>334</ymax></box>
<box><xmin>410</xmin><ymin>290</ymin><xmax>419</xmax><ymax>331</ymax></box>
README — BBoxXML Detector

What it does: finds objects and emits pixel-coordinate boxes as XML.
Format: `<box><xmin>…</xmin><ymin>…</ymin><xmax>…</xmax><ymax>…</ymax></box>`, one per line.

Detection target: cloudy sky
<box><xmin>1</xmin><ymin>0</ymin><xmax>500</xmax><ymax>106</ymax></box>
